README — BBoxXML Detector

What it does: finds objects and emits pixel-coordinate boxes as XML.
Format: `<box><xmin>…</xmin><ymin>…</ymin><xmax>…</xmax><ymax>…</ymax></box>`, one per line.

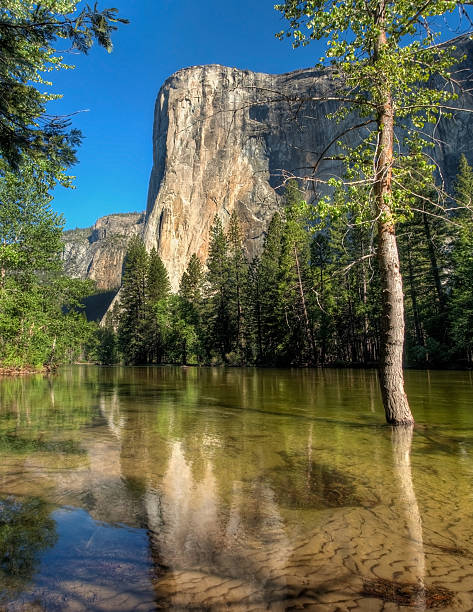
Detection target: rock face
<box><xmin>144</xmin><ymin>36</ymin><xmax>473</xmax><ymax>289</ymax></box>
<box><xmin>63</xmin><ymin>213</ymin><xmax>145</xmax><ymax>290</ymax></box>
<box><xmin>66</xmin><ymin>36</ymin><xmax>473</xmax><ymax>292</ymax></box>
<box><xmin>144</xmin><ymin>63</ymin><xmax>342</xmax><ymax>289</ymax></box>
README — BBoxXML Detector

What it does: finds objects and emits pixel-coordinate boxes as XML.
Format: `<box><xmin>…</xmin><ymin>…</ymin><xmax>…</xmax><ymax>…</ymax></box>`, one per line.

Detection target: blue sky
<box><xmin>51</xmin><ymin>0</ymin><xmax>321</xmax><ymax>229</ymax></box>
<box><xmin>50</xmin><ymin>1</ymin><xmax>471</xmax><ymax>229</ymax></box>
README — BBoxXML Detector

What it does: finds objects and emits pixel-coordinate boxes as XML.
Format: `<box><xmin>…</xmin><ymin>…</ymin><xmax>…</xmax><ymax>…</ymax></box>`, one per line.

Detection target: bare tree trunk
<box><xmin>374</xmin><ymin>15</ymin><xmax>414</xmax><ymax>425</ymax></box>
<box><xmin>406</xmin><ymin>236</ymin><xmax>425</xmax><ymax>349</ymax></box>
<box><xmin>422</xmin><ymin>212</ymin><xmax>446</xmax><ymax>311</ymax></box>
<box><xmin>294</xmin><ymin>246</ymin><xmax>317</xmax><ymax>364</ymax></box>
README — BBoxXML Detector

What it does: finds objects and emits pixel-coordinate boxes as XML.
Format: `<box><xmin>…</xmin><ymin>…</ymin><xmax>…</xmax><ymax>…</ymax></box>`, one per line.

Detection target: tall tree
<box><xmin>0</xmin><ymin>158</ymin><xmax>93</xmax><ymax>369</ymax></box>
<box><xmin>227</xmin><ymin>211</ymin><xmax>248</xmax><ymax>362</ymax></box>
<box><xmin>117</xmin><ymin>237</ymin><xmax>149</xmax><ymax>364</ymax></box>
<box><xmin>278</xmin><ymin>181</ymin><xmax>317</xmax><ymax>365</ymax></box>
<box><xmin>450</xmin><ymin>156</ymin><xmax>473</xmax><ymax>364</ymax></box>
<box><xmin>276</xmin><ymin>0</ymin><xmax>461</xmax><ymax>424</ymax></box>
<box><xmin>145</xmin><ymin>248</ymin><xmax>170</xmax><ymax>363</ymax></box>
<box><xmin>179</xmin><ymin>253</ymin><xmax>205</xmax><ymax>362</ymax></box>
<box><xmin>256</xmin><ymin>212</ymin><xmax>285</xmax><ymax>363</ymax></box>
<box><xmin>205</xmin><ymin>215</ymin><xmax>232</xmax><ymax>362</ymax></box>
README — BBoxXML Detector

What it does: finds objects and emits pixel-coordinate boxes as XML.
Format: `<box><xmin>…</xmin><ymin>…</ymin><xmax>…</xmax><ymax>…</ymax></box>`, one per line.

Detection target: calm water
<box><xmin>0</xmin><ymin>366</ymin><xmax>472</xmax><ymax>611</ymax></box>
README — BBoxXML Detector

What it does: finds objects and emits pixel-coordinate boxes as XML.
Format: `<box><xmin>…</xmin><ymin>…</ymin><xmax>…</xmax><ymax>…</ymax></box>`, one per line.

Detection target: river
<box><xmin>0</xmin><ymin>366</ymin><xmax>472</xmax><ymax>610</ymax></box>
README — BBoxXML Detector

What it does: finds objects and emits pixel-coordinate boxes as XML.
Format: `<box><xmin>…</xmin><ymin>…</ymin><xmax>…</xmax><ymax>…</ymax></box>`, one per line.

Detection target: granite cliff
<box><xmin>143</xmin><ymin>63</ymin><xmax>342</xmax><ymax>289</ymax></box>
<box><xmin>66</xmin><ymin>36</ymin><xmax>473</xmax><ymax>292</ymax></box>
<box><xmin>63</xmin><ymin>212</ymin><xmax>145</xmax><ymax>290</ymax></box>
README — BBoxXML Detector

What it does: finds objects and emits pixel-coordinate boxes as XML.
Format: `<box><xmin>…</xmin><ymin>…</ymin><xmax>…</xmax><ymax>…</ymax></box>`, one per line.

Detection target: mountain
<box><xmin>63</xmin><ymin>212</ymin><xmax>145</xmax><ymax>291</ymax></box>
<box><xmin>66</xmin><ymin>36</ymin><xmax>473</xmax><ymax>292</ymax></box>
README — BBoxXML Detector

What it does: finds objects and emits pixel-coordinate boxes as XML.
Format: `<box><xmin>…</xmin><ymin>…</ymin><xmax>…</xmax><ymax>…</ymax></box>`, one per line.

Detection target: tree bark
<box><xmin>294</xmin><ymin>246</ymin><xmax>317</xmax><ymax>364</ymax></box>
<box><xmin>374</xmin><ymin>14</ymin><xmax>414</xmax><ymax>425</ymax></box>
<box><xmin>422</xmin><ymin>212</ymin><xmax>446</xmax><ymax>311</ymax></box>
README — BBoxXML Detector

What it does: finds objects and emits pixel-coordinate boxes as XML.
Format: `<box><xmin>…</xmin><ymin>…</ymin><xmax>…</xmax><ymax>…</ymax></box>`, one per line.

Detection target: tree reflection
<box><xmin>391</xmin><ymin>425</ymin><xmax>425</xmax><ymax>598</ymax></box>
<box><xmin>363</xmin><ymin>426</ymin><xmax>429</xmax><ymax>607</ymax></box>
<box><xmin>0</xmin><ymin>496</ymin><xmax>57</xmax><ymax>599</ymax></box>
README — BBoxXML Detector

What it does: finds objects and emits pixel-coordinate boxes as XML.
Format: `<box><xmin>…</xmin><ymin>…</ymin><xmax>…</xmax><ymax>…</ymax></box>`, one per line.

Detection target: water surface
<box><xmin>0</xmin><ymin>367</ymin><xmax>472</xmax><ymax>610</ymax></box>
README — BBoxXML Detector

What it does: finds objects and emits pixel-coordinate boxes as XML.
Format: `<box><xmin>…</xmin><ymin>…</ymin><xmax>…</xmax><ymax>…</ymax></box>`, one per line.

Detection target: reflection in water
<box><xmin>0</xmin><ymin>496</ymin><xmax>57</xmax><ymax>600</ymax></box>
<box><xmin>0</xmin><ymin>366</ymin><xmax>472</xmax><ymax>609</ymax></box>
<box><xmin>392</xmin><ymin>426</ymin><xmax>426</xmax><ymax>605</ymax></box>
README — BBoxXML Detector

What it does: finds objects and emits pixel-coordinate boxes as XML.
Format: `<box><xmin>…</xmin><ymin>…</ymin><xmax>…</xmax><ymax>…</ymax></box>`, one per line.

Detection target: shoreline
<box><xmin>0</xmin><ymin>366</ymin><xmax>55</xmax><ymax>377</ymax></box>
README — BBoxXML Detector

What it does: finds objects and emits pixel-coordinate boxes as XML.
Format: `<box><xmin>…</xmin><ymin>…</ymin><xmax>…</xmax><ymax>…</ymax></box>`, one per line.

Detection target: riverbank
<box><xmin>0</xmin><ymin>365</ymin><xmax>55</xmax><ymax>377</ymax></box>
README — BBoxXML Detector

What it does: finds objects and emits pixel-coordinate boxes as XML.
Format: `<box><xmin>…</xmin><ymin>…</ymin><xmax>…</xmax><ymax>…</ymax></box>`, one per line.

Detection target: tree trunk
<box><xmin>294</xmin><ymin>246</ymin><xmax>317</xmax><ymax>364</ymax></box>
<box><xmin>374</xmin><ymin>17</ymin><xmax>414</xmax><ymax>425</ymax></box>
<box><xmin>422</xmin><ymin>212</ymin><xmax>446</xmax><ymax>311</ymax></box>
<box><xmin>406</xmin><ymin>236</ymin><xmax>425</xmax><ymax>348</ymax></box>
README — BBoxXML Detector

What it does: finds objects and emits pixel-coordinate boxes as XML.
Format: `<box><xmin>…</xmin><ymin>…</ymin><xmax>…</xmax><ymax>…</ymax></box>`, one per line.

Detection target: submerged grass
<box><xmin>362</xmin><ymin>578</ymin><xmax>455</xmax><ymax>608</ymax></box>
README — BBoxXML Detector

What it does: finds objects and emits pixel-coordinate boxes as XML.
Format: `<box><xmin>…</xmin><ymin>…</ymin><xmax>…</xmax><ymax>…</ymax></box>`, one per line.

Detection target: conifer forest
<box><xmin>102</xmin><ymin>168</ymin><xmax>473</xmax><ymax>370</ymax></box>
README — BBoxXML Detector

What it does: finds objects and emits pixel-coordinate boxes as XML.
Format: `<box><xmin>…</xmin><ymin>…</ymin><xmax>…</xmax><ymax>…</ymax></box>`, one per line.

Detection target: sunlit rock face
<box><xmin>143</xmin><ymin>63</ymin><xmax>342</xmax><ymax>290</ymax></box>
<box><xmin>62</xmin><ymin>213</ymin><xmax>145</xmax><ymax>290</ymax></box>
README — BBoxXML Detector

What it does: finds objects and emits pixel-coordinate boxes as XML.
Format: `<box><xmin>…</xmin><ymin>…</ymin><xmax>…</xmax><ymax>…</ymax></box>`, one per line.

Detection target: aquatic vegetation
<box><xmin>362</xmin><ymin>578</ymin><xmax>455</xmax><ymax>608</ymax></box>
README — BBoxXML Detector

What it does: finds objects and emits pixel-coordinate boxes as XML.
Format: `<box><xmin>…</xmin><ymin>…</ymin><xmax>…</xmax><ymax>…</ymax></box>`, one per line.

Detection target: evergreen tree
<box><xmin>454</xmin><ymin>155</ymin><xmax>473</xmax><ymax>211</ymax></box>
<box><xmin>205</xmin><ymin>215</ymin><xmax>232</xmax><ymax>362</ymax></box>
<box><xmin>450</xmin><ymin>156</ymin><xmax>473</xmax><ymax>364</ymax></box>
<box><xmin>179</xmin><ymin>254</ymin><xmax>205</xmax><ymax>362</ymax></box>
<box><xmin>256</xmin><ymin>212</ymin><xmax>285</xmax><ymax>363</ymax></box>
<box><xmin>117</xmin><ymin>237</ymin><xmax>149</xmax><ymax>364</ymax></box>
<box><xmin>180</xmin><ymin>254</ymin><xmax>204</xmax><ymax>306</ymax></box>
<box><xmin>278</xmin><ymin>181</ymin><xmax>317</xmax><ymax>365</ymax></box>
<box><xmin>147</xmin><ymin>248</ymin><xmax>170</xmax><ymax>304</ymax></box>
<box><xmin>145</xmin><ymin>249</ymin><xmax>170</xmax><ymax>363</ymax></box>
<box><xmin>226</xmin><ymin>211</ymin><xmax>249</xmax><ymax>363</ymax></box>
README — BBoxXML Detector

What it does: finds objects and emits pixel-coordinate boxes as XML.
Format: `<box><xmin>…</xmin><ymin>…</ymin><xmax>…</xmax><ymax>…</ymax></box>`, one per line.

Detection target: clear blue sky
<box><xmin>51</xmin><ymin>0</ymin><xmax>321</xmax><ymax>229</ymax></box>
<box><xmin>50</xmin><ymin>1</ymin><xmax>471</xmax><ymax>229</ymax></box>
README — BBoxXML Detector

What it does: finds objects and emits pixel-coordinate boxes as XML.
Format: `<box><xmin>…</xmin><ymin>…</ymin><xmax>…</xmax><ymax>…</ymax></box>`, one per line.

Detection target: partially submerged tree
<box><xmin>275</xmin><ymin>0</ymin><xmax>467</xmax><ymax>424</ymax></box>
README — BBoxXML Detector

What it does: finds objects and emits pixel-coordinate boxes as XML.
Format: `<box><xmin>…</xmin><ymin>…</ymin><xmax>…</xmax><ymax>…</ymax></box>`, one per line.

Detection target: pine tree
<box><xmin>278</xmin><ymin>181</ymin><xmax>317</xmax><ymax>365</ymax></box>
<box><xmin>227</xmin><ymin>212</ymin><xmax>249</xmax><ymax>363</ymax></box>
<box><xmin>147</xmin><ymin>248</ymin><xmax>170</xmax><ymax>304</ymax></box>
<box><xmin>117</xmin><ymin>237</ymin><xmax>149</xmax><ymax>364</ymax></box>
<box><xmin>180</xmin><ymin>254</ymin><xmax>204</xmax><ymax>306</ymax></box>
<box><xmin>178</xmin><ymin>254</ymin><xmax>205</xmax><ymax>363</ymax></box>
<box><xmin>450</xmin><ymin>156</ymin><xmax>473</xmax><ymax>364</ymax></box>
<box><xmin>144</xmin><ymin>248</ymin><xmax>170</xmax><ymax>363</ymax></box>
<box><xmin>205</xmin><ymin>215</ymin><xmax>232</xmax><ymax>362</ymax></box>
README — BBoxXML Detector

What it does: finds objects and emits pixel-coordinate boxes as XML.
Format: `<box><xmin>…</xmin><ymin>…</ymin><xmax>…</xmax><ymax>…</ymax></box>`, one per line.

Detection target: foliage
<box><xmin>0</xmin><ymin>0</ymin><xmax>128</xmax><ymax>170</ymax></box>
<box><xmin>108</xmin><ymin>169</ymin><xmax>473</xmax><ymax>369</ymax></box>
<box><xmin>0</xmin><ymin>159</ymin><xmax>95</xmax><ymax>369</ymax></box>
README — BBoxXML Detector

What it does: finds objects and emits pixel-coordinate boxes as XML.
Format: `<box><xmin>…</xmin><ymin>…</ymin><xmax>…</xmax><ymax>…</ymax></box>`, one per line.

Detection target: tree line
<box><xmin>0</xmin><ymin>2</ymin><xmax>126</xmax><ymax>371</ymax></box>
<box><xmin>100</xmin><ymin>165</ymin><xmax>473</xmax><ymax>369</ymax></box>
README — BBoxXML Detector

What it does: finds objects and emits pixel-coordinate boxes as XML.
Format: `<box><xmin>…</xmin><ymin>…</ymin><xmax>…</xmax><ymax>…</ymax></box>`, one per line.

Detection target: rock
<box><xmin>143</xmin><ymin>63</ymin><xmax>342</xmax><ymax>289</ymax></box>
<box><xmin>63</xmin><ymin>213</ymin><xmax>145</xmax><ymax>290</ymax></box>
<box><xmin>66</xmin><ymin>36</ymin><xmax>473</xmax><ymax>292</ymax></box>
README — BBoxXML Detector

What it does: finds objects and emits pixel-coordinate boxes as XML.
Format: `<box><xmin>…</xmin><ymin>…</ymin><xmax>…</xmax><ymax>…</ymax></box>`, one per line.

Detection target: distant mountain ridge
<box><xmin>63</xmin><ymin>212</ymin><xmax>145</xmax><ymax>291</ymax></box>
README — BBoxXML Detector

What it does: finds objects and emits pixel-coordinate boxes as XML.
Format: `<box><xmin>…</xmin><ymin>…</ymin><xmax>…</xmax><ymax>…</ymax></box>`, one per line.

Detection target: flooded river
<box><xmin>0</xmin><ymin>366</ymin><xmax>472</xmax><ymax>610</ymax></box>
